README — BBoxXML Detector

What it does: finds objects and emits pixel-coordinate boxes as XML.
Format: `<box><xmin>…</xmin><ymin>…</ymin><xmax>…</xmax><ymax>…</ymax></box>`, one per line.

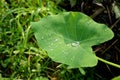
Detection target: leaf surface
<box><xmin>31</xmin><ymin>12</ymin><xmax>114</xmax><ymax>67</ymax></box>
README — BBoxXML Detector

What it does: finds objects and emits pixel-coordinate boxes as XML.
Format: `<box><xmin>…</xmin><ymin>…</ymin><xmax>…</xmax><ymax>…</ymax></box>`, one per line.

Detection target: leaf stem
<box><xmin>97</xmin><ymin>56</ymin><xmax>120</xmax><ymax>68</ymax></box>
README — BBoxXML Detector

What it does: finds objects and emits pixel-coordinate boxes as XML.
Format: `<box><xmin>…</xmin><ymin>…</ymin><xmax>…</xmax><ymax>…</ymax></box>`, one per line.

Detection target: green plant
<box><xmin>31</xmin><ymin>12</ymin><xmax>120</xmax><ymax>71</ymax></box>
<box><xmin>112</xmin><ymin>1</ymin><xmax>120</xmax><ymax>19</ymax></box>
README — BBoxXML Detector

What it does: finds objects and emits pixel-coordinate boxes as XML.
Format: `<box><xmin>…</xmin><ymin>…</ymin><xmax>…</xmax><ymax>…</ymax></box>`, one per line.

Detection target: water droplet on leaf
<box><xmin>96</xmin><ymin>40</ymin><xmax>100</xmax><ymax>43</ymax></box>
<box><xmin>105</xmin><ymin>29</ymin><xmax>107</xmax><ymax>32</ymax></box>
<box><xmin>55</xmin><ymin>39</ymin><xmax>58</xmax><ymax>42</ymax></box>
<box><xmin>71</xmin><ymin>41</ymin><xmax>80</xmax><ymax>47</ymax></box>
<box><xmin>87</xmin><ymin>20</ymin><xmax>92</xmax><ymax>24</ymax></box>
<box><xmin>41</xmin><ymin>37</ymin><xmax>44</xmax><ymax>40</ymax></box>
<box><xmin>66</xmin><ymin>44</ymin><xmax>70</xmax><ymax>46</ymax></box>
<box><xmin>70</xmin><ymin>58</ymin><xmax>74</xmax><ymax>61</ymax></box>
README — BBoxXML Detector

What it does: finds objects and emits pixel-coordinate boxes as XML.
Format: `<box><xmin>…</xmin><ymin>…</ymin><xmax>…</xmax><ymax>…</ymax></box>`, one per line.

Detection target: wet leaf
<box><xmin>31</xmin><ymin>12</ymin><xmax>114</xmax><ymax>68</ymax></box>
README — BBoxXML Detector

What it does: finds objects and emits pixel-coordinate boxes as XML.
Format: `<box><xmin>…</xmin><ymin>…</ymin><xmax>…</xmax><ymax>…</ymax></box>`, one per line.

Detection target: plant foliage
<box><xmin>31</xmin><ymin>12</ymin><xmax>114</xmax><ymax>68</ymax></box>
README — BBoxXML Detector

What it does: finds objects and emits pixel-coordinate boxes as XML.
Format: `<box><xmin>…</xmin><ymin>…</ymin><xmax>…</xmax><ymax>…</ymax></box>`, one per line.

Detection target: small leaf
<box><xmin>31</xmin><ymin>12</ymin><xmax>114</xmax><ymax>68</ymax></box>
<box><xmin>79</xmin><ymin>67</ymin><xmax>86</xmax><ymax>75</ymax></box>
<box><xmin>112</xmin><ymin>1</ymin><xmax>120</xmax><ymax>18</ymax></box>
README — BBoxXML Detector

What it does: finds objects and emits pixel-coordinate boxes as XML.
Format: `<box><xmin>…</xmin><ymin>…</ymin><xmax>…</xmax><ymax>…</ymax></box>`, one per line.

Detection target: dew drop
<box><xmin>71</xmin><ymin>41</ymin><xmax>80</xmax><ymax>47</ymax></box>
<box><xmin>70</xmin><ymin>58</ymin><xmax>74</xmax><ymax>61</ymax></box>
<box><xmin>70</xmin><ymin>56</ymin><xmax>75</xmax><ymax>61</ymax></box>
<box><xmin>96</xmin><ymin>40</ymin><xmax>99</xmax><ymax>43</ymax></box>
<box><xmin>41</xmin><ymin>37</ymin><xmax>44</xmax><ymax>40</ymax></box>
<box><xmin>105</xmin><ymin>29</ymin><xmax>107</xmax><ymax>32</ymax></box>
<box><xmin>66</xmin><ymin>44</ymin><xmax>70</xmax><ymax>46</ymax></box>
<box><xmin>87</xmin><ymin>20</ymin><xmax>92</xmax><ymax>24</ymax></box>
<box><xmin>55</xmin><ymin>39</ymin><xmax>58</xmax><ymax>42</ymax></box>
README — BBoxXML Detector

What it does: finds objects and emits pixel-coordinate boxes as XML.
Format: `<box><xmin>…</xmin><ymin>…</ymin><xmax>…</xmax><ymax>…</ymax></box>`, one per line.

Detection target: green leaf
<box><xmin>112</xmin><ymin>2</ymin><xmax>120</xmax><ymax>18</ymax></box>
<box><xmin>112</xmin><ymin>76</ymin><xmax>120</xmax><ymax>80</ymax></box>
<box><xmin>79</xmin><ymin>67</ymin><xmax>86</xmax><ymax>75</ymax></box>
<box><xmin>31</xmin><ymin>12</ymin><xmax>114</xmax><ymax>68</ymax></box>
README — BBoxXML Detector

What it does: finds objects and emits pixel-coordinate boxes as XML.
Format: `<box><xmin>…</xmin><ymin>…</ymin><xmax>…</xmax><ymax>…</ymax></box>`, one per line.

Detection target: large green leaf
<box><xmin>31</xmin><ymin>12</ymin><xmax>114</xmax><ymax>68</ymax></box>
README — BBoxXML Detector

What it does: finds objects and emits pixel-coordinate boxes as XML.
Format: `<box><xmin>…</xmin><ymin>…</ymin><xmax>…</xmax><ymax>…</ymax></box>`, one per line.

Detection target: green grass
<box><xmin>0</xmin><ymin>0</ymin><xmax>63</xmax><ymax>79</ymax></box>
